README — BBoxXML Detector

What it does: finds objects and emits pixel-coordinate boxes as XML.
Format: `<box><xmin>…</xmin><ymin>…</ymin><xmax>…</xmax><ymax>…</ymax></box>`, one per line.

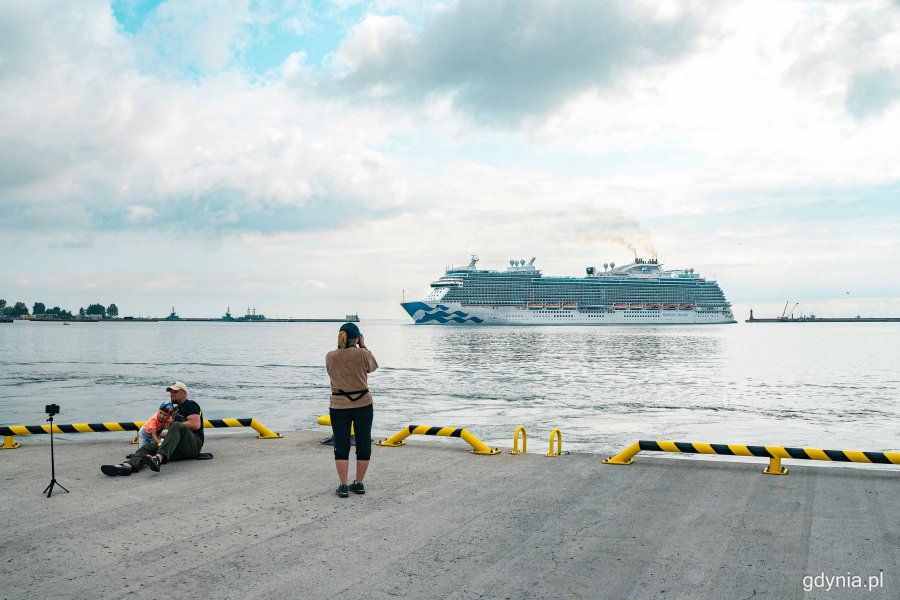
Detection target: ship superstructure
<box><xmin>401</xmin><ymin>256</ymin><xmax>735</xmax><ymax>325</ymax></box>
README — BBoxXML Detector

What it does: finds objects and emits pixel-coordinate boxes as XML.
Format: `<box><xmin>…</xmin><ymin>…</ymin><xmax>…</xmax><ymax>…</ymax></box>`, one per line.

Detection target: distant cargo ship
<box><xmin>401</xmin><ymin>255</ymin><xmax>735</xmax><ymax>325</ymax></box>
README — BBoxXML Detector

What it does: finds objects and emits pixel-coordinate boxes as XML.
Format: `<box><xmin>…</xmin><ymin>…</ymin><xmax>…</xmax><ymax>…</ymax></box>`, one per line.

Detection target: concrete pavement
<box><xmin>0</xmin><ymin>430</ymin><xmax>896</xmax><ymax>599</ymax></box>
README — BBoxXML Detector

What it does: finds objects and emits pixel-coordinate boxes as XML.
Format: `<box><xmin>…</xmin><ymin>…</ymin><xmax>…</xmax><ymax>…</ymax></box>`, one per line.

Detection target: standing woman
<box><xmin>326</xmin><ymin>322</ymin><xmax>378</xmax><ymax>497</ymax></box>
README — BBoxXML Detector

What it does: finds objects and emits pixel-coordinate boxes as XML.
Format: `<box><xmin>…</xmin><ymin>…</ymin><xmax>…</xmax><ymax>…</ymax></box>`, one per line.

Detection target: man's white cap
<box><xmin>166</xmin><ymin>381</ymin><xmax>188</xmax><ymax>393</ymax></box>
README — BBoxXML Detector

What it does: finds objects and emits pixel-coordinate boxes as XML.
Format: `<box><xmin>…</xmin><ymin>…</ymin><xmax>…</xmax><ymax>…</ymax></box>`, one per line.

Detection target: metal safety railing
<box><xmin>1</xmin><ymin>418</ymin><xmax>282</xmax><ymax>449</ymax></box>
<box><xmin>603</xmin><ymin>440</ymin><xmax>900</xmax><ymax>475</ymax></box>
<box><xmin>377</xmin><ymin>425</ymin><xmax>500</xmax><ymax>455</ymax></box>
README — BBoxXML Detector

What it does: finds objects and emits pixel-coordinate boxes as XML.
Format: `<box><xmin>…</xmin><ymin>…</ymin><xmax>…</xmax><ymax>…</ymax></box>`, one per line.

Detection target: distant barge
<box><xmin>746</xmin><ymin>309</ymin><xmax>900</xmax><ymax>323</ymax></box>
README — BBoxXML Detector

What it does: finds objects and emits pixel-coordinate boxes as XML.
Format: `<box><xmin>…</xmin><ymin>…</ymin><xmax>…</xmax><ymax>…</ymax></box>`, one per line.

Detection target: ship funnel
<box><xmin>527</xmin><ymin>257</ymin><xmax>535</xmax><ymax>266</ymax></box>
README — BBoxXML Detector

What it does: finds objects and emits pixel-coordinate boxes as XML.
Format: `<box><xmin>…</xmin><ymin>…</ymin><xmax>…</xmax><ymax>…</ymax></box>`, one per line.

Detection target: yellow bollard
<box><xmin>3</xmin><ymin>435</ymin><xmax>20</xmax><ymax>449</ymax></box>
<box><xmin>249</xmin><ymin>418</ymin><xmax>283</xmax><ymax>439</ymax></box>
<box><xmin>546</xmin><ymin>428</ymin><xmax>563</xmax><ymax>457</ymax></box>
<box><xmin>603</xmin><ymin>441</ymin><xmax>641</xmax><ymax>465</ymax></box>
<box><xmin>377</xmin><ymin>427</ymin><xmax>412</xmax><ymax>447</ymax></box>
<box><xmin>509</xmin><ymin>426</ymin><xmax>527</xmax><ymax>455</ymax></box>
<box><xmin>316</xmin><ymin>414</ymin><xmax>354</xmax><ymax>435</ymax></box>
<box><xmin>459</xmin><ymin>429</ymin><xmax>501</xmax><ymax>455</ymax></box>
<box><xmin>763</xmin><ymin>455</ymin><xmax>789</xmax><ymax>475</ymax></box>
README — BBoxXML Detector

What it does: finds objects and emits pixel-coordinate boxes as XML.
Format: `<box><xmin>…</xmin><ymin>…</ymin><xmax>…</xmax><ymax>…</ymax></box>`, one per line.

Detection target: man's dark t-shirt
<box><xmin>177</xmin><ymin>399</ymin><xmax>204</xmax><ymax>444</ymax></box>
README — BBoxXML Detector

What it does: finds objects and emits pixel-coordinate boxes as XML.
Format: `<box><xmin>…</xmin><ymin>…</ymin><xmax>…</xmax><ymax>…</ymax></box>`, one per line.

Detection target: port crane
<box><xmin>779</xmin><ymin>301</ymin><xmax>799</xmax><ymax>320</ymax></box>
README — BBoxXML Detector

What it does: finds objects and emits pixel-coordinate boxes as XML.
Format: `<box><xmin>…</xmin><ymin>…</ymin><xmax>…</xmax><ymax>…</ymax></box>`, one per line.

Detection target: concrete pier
<box><xmin>1</xmin><ymin>431</ymin><xmax>896</xmax><ymax>599</ymax></box>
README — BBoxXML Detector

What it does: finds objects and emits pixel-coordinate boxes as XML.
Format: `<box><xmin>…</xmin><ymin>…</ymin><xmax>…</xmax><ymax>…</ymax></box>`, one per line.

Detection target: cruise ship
<box><xmin>401</xmin><ymin>256</ymin><xmax>736</xmax><ymax>325</ymax></box>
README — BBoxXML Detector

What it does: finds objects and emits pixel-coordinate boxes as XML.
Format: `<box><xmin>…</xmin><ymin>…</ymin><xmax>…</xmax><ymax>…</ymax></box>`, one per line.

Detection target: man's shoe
<box><xmin>142</xmin><ymin>455</ymin><xmax>161</xmax><ymax>472</ymax></box>
<box><xmin>349</xmin><ymin>481</ymin><xmax>365</xmax><ymax>495</ymax></box>
<box><xmin>336</xmin><ymin>484</ymin><xmax>349</xmax><ymax>498</ymax></box>
<box><xmin>101</xmin><ymin>464</ymin><xmax>132</xmax><ymax>477</ymax></box>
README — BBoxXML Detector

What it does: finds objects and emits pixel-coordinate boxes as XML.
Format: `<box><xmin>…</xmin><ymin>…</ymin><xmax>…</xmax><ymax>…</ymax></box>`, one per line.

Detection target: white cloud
<box><xmin>125</xmin><ymin>205</ymin><xmax>157</xmax><ymax>222</ymax></box>
<box><xmin>332</xmin><ymin>0</ymin><xmax>704</xmax><ymax>123</ymax></box>
<box><xmin>0</xmin><ymin>1</ymin><xmax>420</xmax><ymax>237</ymax></box>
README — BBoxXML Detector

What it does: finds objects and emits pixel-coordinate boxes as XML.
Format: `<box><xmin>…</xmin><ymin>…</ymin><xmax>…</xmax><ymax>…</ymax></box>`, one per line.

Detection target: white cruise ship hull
<box><xmin>401</xmin><ymin>302</ymin><xmax>736</xmax><ymax>325</ymax></box>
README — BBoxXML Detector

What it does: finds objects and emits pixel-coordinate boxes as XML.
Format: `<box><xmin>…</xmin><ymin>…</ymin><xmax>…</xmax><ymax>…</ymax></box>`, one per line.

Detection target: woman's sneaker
<box><xmin>336</xmin><ymin>484</ymin><xmax>349</xmax><ymax>498</ymax></box>
<box><xmin>349</xmin><ymin>481</ymin><xmax>365</xmax><ymax>495</ymax></box>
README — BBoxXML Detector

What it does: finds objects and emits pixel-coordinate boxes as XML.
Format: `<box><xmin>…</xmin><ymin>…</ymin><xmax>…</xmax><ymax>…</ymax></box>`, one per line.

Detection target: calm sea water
<box><xmin>1</xmin><ymin>320</ymin><xmax>898</xmax><ymax>457</ymax></box>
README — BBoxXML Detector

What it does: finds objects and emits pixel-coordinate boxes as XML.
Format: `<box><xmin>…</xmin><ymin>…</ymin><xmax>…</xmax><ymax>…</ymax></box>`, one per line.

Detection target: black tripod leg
<box><xmin>43</xmin><ymin>479</ymin><xmax>69</xmax><ymax>498</ymax></box>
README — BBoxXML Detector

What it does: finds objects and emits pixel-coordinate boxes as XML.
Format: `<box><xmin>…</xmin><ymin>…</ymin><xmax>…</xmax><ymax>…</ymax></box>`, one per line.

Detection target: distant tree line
<box><xmin>1</xmin><ymin>299</ymin><xmax>119</xmax><ymax>319</ymax></box>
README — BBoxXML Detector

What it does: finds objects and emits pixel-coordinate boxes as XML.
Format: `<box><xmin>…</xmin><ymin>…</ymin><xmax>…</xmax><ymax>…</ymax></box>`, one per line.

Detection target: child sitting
<box><xmin>139</xmin><ymin>401</ymin><xmax>177</xmax><ymax>448</ymax></box>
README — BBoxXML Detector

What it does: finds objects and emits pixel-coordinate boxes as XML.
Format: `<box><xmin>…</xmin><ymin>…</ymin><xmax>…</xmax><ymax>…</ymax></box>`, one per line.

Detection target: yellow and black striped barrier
<box><xmin>377</xmin><ymin>425</ymin><xmax>500</xmax><ymax>455</ymax></box>
<box><xmin>1</xmin><ymin>418</ymin><xmax>282</xmax><ymax>449</ymax></box>
<box><xmin>603</xmin><ymin>440</ymin><xmax>900</xmax><ymax>475</ymax></box>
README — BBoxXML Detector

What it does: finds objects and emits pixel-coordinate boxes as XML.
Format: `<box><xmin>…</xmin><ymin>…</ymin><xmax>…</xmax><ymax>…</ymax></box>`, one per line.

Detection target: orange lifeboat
<box><xmin>613</xmin><ymin>303</ymin><xmax>628</xmax><ymax>310</ymax></box>
<box><xmin>630</xmin><ymin>303</ymin><xmax>644</xmax><ymax>309</ymax></box>
<box><xmin>647</xmin><ymin>303</ymin><xmax>660</xmax><ymax>309</ymax></box>
<box><xmin>563</xmin><ymin>303</ymin><xmax>577</xmax><ymax>309</ymax></box>
<box><xmin>663</xmin><ymin>303</ymin><xmax>677</xmax><ymax>310</ymax></box>
<box><xmin>679</xmin><ymin>303</ymin><xmax>694</xmax><ymax>310</ymax></box>
<box><xmin>546</xmin><ymin>303</ymin><xmax>561</xmax><ymax>309</ymax></box>
<box><xmin>527</xmin><ymin>303</ymin><xmax>543</xmax><ymax>309</ymax></box>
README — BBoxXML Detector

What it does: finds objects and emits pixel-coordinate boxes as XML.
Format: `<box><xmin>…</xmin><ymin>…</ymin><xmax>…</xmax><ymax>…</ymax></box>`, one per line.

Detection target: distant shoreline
<box><xmin>2</xmin><ymin>316</ymin><xmax>358</xmax><ymax>323</ymax></box>
<box><xmin>746</xmin><ymin>316</ymin><xmax>900</xmax><ymax>323</ymax></box>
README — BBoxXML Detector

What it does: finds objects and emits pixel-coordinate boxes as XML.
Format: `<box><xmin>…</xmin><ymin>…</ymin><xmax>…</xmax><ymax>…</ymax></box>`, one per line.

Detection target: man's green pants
<box><xmin>125</xmin><ymin>422</ymin><xmax>202</xmax><ymax>470</ymax></box>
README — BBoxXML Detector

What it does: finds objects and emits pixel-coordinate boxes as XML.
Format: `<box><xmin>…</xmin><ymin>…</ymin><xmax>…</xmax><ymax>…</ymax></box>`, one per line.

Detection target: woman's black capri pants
<box><xmin>330</xmin><ymin>404</ymin><xmax>373</xmax><ymax>461</ymax></box>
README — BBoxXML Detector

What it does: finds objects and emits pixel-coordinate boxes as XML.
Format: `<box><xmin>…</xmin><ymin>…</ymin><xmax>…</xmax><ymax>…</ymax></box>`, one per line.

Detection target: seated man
<box><xmin>101</xmin><ymin>381</ymin><xmax>204</xmax><ymax>476</ymax></box>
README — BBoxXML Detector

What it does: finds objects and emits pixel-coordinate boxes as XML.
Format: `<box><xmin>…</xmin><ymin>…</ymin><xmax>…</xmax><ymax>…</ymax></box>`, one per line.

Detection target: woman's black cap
<box><xmin>339</xmin><ymin>322</ymin><xmax>361</xmax><ymax>339</ymax></box>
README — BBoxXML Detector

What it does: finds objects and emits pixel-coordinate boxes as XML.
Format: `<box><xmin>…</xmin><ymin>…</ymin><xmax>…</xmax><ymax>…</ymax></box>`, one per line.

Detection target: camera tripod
<box><xmin>42</xmin><ymin>414</ymin><xmax>69</xmax><ymax>498</ymax></box>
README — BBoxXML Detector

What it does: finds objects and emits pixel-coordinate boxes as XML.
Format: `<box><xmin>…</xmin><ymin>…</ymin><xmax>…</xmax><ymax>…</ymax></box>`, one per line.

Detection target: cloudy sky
<box><xmin>2</xmin><ymin>0</ymin><xmax>899</xmax><ymax>319</ymax></box>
